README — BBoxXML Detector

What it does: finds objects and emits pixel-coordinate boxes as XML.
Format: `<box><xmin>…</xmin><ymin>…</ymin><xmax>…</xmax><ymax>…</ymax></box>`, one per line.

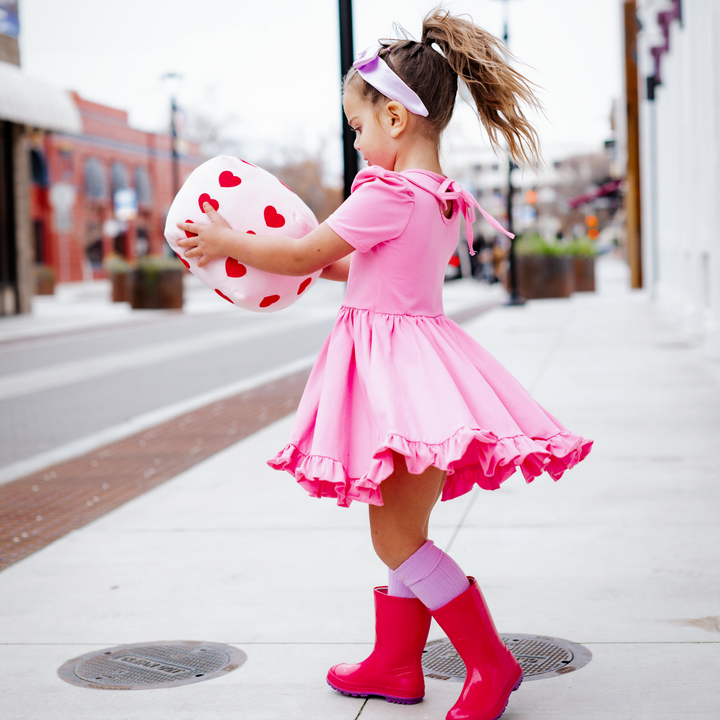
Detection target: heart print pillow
<box><xmin>164</xmin><ymin>156</ymin><xmax>321</xmax><ymax>312</ymax></box>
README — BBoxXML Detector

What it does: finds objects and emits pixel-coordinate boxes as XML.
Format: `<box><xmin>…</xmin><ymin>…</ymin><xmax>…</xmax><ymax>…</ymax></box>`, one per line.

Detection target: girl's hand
<box><xmin>177</xmin><ymin>203</ymin><xmax>233</xmax><ymax>267</ymax></box>
<box><xmin>321</xmin><ymin>256</ymin><xmax>351</xmax><ymax>282</ymax></box>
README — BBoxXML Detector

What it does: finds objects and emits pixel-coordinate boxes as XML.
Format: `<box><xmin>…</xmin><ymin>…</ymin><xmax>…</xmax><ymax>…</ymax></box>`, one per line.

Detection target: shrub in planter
<box><xmin>566</xmin><ymin>236</ymin><xmax>597</xmax><ymax>292</ymax></box>
<box><xmin>131</xmin><ymin>256</ymin><xmax>185</xmax><ymax>310</ymax></box>
<box><xmin>514</xmin><ymin>234</ymin><xmax>573</xmax><ymax>299</ymax></box>
<box><xmin>105</xmin><ymin>256</ymin><xmax>134</xmax><ymax>303</ymax></box>
<box><xmin>35</xmin><ymin>265</ymin><xmax>56</xmax><ymax>295</ymax></box>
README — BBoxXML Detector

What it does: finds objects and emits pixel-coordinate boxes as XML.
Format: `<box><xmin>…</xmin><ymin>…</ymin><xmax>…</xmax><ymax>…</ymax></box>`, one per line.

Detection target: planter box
<box><xmin>35</xmin><ymin>271</ymin><xmax>56</xmax><ymax>296</ymax></box>
<box><xmin>111</xmin><ymin>270</ymin><xmax>133</xmax><ymax>303</ymax></box>
<box><xmin>130</xmin><ymin>267</ymin><xmax>184</xmax><ymax>310</ymax></box>
<box><xmin>515</xmin><ymin>255</ymin><xmax>573</xmax><ymax>299</ymax></box>
<box><xmin>573</xmin><ymin>256</ymin><xmax>596</xmax><ymax>292</ymax></box>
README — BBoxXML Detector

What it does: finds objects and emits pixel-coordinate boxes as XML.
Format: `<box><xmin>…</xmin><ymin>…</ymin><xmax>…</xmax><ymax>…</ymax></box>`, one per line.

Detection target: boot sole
<box><xmin>327</xmin><ymin>679</ymin><xmax>424</xmax><ymax>705</ymax></box>
<box><xmin>490</xmin><ymin>671</ymin><xmax>523</xmax><ymax>720</ymax></box>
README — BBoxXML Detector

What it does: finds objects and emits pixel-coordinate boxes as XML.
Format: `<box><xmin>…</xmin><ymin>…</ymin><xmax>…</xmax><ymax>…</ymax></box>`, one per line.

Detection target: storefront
<box><xmin>0</xmin><ymin>59</ymin><xmax>81</xmax><ymax>315</ymax></box>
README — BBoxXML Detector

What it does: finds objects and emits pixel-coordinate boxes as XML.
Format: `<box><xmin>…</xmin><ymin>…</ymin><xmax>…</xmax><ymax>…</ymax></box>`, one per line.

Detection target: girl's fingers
<box><xmin>203</xmin><ymin>203</ymin><xmax>230</xmax><ymax>228</ymax></box>
<box><xmin>177</xmin><ymin>222</ymin><xmax>198</xmax><ymax>235</ymax></box>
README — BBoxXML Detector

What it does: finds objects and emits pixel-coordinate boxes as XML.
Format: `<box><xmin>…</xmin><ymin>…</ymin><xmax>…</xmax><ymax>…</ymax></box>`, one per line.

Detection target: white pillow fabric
<box><xmin>164</xmin><ymin>156</ymin><xmax>320</xmax><ymax>312</ymax></box>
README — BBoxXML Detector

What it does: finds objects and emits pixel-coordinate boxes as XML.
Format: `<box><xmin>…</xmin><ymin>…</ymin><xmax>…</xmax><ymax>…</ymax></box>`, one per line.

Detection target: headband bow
<box><xmin>353</xmin><ymin>46</ymin><xmax>429</xmax><ymax>117</ymax></box>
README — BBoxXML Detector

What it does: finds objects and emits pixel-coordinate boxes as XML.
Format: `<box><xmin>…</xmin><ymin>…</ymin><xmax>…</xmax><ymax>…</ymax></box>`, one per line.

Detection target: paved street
<box><xmin>0</xmin><ymin>277</ymin><xmax>343</xmax><ymax>480</ymax></box>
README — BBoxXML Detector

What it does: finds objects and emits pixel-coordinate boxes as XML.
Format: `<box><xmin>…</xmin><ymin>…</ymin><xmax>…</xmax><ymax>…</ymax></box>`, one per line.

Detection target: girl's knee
<box><xmin>371</xmin><ymin>528</ymin><xmax>426</xmax><ymax>570</ymax></box>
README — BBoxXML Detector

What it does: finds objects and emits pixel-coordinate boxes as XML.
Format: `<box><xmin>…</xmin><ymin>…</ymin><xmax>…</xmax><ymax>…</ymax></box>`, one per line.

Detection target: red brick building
<box><xmin>31</xmin><ymin>93</ymin><xmax>202</xmax><ymax>282</ymax></box>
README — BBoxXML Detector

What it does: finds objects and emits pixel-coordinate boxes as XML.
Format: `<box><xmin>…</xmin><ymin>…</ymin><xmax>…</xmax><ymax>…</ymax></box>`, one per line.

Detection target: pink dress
<box><xmin>268</xmin><ymin>167</ymin><xmax>592</xmax><ymax>507</ymax></box>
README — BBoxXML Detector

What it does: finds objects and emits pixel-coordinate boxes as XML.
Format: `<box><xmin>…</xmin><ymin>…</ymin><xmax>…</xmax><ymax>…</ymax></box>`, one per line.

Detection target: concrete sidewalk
<box><xmin>1</xmin><ymin>258</ymin><xmax>718</xmax><ymax>719</ymax></box>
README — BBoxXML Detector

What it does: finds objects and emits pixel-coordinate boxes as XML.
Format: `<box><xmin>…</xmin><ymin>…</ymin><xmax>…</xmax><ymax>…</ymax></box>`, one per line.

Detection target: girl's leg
<box><xmin>371</xmin><ymin>456</ymin><xmax>469</xmax><ymax>610</ymax></box>
<box><xmin>387</xmin><ymin>470</ymin><xmax>446</xmax><ymax>598</ymax></box>
<box><xmin>369</xmin><ymin>454</ymin><xmax>445</xmax><ymax>570</ymax></box>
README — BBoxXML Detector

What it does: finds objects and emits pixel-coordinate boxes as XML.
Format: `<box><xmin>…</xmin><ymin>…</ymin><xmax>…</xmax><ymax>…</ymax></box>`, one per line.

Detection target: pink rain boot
<box><xmin>327</xmin><ymin>587</ymin><xmax>431</xmax><ymax>704</ymax></box>
<box><xmin>430</xmin><ymin>578</ymin><xmax>523</xmax><ymax>720</ymax></box>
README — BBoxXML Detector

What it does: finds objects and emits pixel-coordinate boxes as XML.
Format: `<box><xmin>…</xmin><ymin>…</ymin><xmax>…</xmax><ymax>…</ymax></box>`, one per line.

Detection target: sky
<box><xmin>17</xmin><ymin>0</ymin><xmax>623</xmax><ymax>177</ymax></box>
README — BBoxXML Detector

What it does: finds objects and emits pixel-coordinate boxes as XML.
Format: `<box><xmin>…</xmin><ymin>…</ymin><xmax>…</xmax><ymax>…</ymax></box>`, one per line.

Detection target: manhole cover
<box><xmin>58</xmin><ymin>641</ymin><xmax>247</xmax><ymax>690</ymax></box>
<box><xmin>422</xmin><ymin>634</ymin><xmax>591</xmax><ymax>682</ymax></box>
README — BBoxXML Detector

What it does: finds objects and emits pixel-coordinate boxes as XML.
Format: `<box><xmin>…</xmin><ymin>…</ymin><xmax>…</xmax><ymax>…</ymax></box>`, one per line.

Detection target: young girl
<box><xmin>178</xmin><ymin>9</ymin><xmax>591</xmax><ymax>720</ymax></box>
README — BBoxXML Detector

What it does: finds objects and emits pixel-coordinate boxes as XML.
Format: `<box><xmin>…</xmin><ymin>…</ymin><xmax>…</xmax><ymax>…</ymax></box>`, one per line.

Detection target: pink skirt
<box><xmin>268</xmin><ymin>307</ymin><xmax>592</xmax><ymax>507</ymax></box>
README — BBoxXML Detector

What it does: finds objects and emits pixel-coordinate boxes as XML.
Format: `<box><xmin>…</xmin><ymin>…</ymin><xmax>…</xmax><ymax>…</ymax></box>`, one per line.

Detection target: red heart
<box><xmin>264</xmin><ymin>206</ymin><xmax>285</xmax><ymax>228</ymax></box>
<box><xmin>225</xmin><ymin>258</ymin><xmax>247</xmax><ymax>278</ymax></box>
<box><xmin>247</xmin><ymin>230</ymin><xmax>256</xmax><ymax>235</ymax></box>
<box><xmin>219</xmin><ymin>171</ymin><xmax>242</xmax><ymax>188</ymax></box>
<box><xmin>297</xmin><ymin>277</ymin><xmax>312</xmax><ymax>295</ymax></box>
<box><xmin>240</xmin><ymin>159</ymin><xmax>256</xmax><ymax>167</ymax></box>
<box><xmin>199</xmin><ymin>193</ymin><xmax>219</xmax><ymax>212</ymax></box>
<box><xmin>175</xmin><ymin>252</ymin><xmax>190</xmax><ymax>269</ymax></box>
<box><xmin>259</xmin><ymin>294</ymin><xmax>281</xmax><ymax>308</ymax></box>
<box><xmin>184</xmin><ymin>219</ymin><xmax>197</xmax><ymax>238</ymax></box>
<box><xmin>215</xmin><ymin>289</ymin><xmax>234</xmax><ymax>304</ymax></box>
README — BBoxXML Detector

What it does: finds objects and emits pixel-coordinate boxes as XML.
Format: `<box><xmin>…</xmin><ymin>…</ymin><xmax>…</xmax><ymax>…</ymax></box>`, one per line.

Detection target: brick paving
<box><xmin>0</xmin><ymin>368</ymin><xmax>310</xmax><ymax>572</ymax></box>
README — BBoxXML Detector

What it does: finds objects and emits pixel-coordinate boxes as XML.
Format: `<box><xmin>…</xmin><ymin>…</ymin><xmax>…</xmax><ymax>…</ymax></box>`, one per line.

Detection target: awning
<box><xmin>568</xmin><ymin>179</ymin><xmax>623</xmax><ymax>209</ymax></box>
<box><xmin>0</xmin><ymin>61</ymin><xmax>82</xmax><ymax>134</ymax></box>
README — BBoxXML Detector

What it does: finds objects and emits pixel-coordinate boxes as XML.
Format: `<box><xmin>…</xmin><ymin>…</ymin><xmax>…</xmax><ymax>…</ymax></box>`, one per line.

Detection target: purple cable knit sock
<box><xmin>387</xmin><ymin>568</ymin><xmax>417</xmax><ymax>598</ymax></box>
<box><xmin>393</xmin><ymin>541</ymin><xmax>471</xmax><ymax>611</ymax></box>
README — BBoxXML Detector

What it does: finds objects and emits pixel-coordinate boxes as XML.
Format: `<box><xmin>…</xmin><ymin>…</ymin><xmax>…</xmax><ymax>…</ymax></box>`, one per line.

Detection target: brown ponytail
<box><xmin>422</xmin><ymin>8</ymin><xmax>541</xmax><ymax>166</ymax></box>
<box><xmin>344</xmin><ymin>8</ymin><xmax>541</xmax><ymax>167</ymax></box>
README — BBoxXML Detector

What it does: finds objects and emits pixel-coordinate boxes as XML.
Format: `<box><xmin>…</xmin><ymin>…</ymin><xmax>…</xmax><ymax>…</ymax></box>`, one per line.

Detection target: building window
<box><xmin>84</xmin><ymin>157</ymin><xmax>106</xmax><ymax>200</ymax></box>
<box><xmin>33</xmin><ymin>220</ymin><xmax>47</xmax><ymax>263</ymax></box>
<box><xmin>31</xmin><ymin>149</ymin><xmax>49</xmax><ymax>187</ymax></box>
<box><xmin>111</xmin><ymin>161</ymin><xmax>128</xmax><ymax>193</ymax></box>
<box><xmin>135</xmin><ymin>167</ymin><xmax>153</xmax><ymax>206</ymax></box>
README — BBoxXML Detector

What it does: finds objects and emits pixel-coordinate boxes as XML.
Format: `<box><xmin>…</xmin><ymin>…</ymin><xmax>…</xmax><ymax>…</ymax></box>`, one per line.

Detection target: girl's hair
<box><xmin>344</xmin><ymin>8</ymin><xmax>542</xmax><ymax>167</ymax></box>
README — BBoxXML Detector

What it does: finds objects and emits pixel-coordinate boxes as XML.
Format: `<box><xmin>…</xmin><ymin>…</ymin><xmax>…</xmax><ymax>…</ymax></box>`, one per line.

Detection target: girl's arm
<box><xmin>177</xmin><ymin>203</ymin><xmax>354</xmax><ymax>277</ymax></box>
<box><xmin>320</xmin><ymin>256</ymin><xmax>351</xmax><ymax>282</ymax></box>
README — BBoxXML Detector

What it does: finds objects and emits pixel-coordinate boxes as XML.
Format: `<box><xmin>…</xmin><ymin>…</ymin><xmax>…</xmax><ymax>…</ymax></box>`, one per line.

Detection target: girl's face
<box><xmin>343</xmin><ymin>85</ymin><xmax>396</xmax><ymax>171</ymax></box>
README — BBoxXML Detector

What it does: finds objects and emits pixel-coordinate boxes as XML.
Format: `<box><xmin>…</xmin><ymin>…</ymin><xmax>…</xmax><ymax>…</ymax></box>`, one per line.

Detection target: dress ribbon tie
<box><xmin>435</xmin><ymin>178</ymin><xmax>514</xmax><ymax>256</ymax></box>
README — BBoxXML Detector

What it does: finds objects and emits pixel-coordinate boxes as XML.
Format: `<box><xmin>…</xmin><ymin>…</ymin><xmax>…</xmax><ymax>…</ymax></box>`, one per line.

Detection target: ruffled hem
<box><xmin>267</xmin><ymin>427</ymin><xmax>593</xmax><ymax>508</ymax></box>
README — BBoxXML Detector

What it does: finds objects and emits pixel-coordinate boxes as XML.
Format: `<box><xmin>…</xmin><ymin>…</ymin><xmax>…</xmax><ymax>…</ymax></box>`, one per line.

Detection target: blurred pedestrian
<box><xmin>177</xmin><ymin>9</ymin><xmax>592</xmax><ymax>719</ymax></box>
<box><xmin>492</xmin><ymin>235</ymin><xmax>509</xmax><ymax>285</ymax></box>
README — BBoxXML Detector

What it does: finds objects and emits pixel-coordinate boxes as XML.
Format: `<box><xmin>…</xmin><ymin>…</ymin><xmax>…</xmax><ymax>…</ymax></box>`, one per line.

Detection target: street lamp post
<box><xmin>338</xmin><ymin>0</ymin><xmax>359</xmax><ymax>199</ymax></box>
<box><xmin>162</xmin><ymin>73</ymin><xmax>182</xmax><ymax>198</ymax></box>
<box><xmin>490</xmin><ymin>0</ymin><xmax>525</xmax><ymax>306</ymax></box>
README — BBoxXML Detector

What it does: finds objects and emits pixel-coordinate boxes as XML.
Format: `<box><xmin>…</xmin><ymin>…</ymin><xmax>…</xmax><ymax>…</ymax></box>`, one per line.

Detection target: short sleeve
<box><xmin>325</xmin><ymin>167</ymin><xmax>415</xmax><ymax>252</ymax></box>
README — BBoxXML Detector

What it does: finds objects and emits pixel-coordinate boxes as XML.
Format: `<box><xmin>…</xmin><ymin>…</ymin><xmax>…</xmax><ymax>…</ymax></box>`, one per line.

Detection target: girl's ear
<box><xmin>384</xmin><ymin>101</ymin><xmax>409</xmax><ymax>138</ymax></box>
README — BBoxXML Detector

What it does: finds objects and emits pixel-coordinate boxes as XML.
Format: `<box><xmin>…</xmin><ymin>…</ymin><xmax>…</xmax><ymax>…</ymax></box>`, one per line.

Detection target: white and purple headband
<box><xmin>353</xmin><ymin>46</ymin><xmax>429</xmax><ymax>117</ymax></box>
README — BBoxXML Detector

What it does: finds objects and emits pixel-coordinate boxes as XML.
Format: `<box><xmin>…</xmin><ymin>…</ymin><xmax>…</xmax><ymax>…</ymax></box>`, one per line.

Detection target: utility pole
<box><xmin>338</xmin><ymin>0</ymin><xmax>359</xmax><ymax>199</ymax></box>
<box><xmin>623</xmin><ymin>0</ymin><xmax>643</xmax><ymax>289</ymax></box>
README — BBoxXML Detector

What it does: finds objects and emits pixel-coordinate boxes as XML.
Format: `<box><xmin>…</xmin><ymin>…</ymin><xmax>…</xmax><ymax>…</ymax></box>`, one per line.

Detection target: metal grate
<box><xmin>422</xmin><ymin>634</ymin><xmax>592</xmax><ymax>682</ymax></box>
<box><xmin>58</xmin><ymin>641</ymin><xmax>247</xmax><ymax>690</ymax></box>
